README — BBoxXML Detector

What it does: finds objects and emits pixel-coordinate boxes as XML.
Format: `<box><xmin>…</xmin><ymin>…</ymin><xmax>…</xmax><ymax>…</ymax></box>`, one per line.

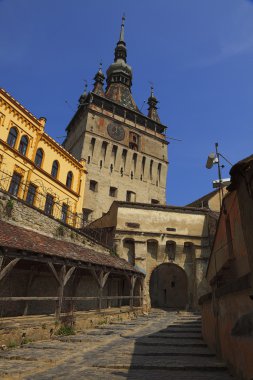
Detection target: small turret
<box><xmin>92</xmin><ymin>62</ymin><xmax>105</xmax><ymax>96</ymax></box>
<box><xmin>78</xmin><ymin>82</ymin><xmax>88</xmax><ymax>107</ymax></box>
<box><xmin>147</xmin><ymin>86</ymin><xmax>161</xmax><ymax>123</ymax></box>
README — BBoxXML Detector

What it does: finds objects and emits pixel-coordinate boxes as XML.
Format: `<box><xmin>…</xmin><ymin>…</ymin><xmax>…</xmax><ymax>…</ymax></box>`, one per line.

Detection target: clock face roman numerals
<box><xmin>107</xmin><ymin>123</ymin><xmax>125</xmax><ymax>141</ymax></box>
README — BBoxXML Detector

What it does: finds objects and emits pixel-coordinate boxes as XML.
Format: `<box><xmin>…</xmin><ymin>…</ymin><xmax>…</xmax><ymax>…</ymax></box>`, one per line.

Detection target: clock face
<box><xmin>107</xmin><ymin>123</ymin><xmax>125</xmax><ymax>141</ymax></box>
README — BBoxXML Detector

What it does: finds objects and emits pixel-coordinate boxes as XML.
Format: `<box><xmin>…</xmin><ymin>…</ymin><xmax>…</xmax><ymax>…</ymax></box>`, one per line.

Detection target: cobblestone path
<box><xmin>0</xmin><ymin>310</ymin><xmax>234</xmax><ymax>379</ymax></box>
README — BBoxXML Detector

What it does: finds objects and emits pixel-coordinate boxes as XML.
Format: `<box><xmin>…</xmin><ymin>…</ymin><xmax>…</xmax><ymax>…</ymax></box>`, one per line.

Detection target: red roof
<box><xmin>0</xmin><ymin>220</ymin><xmax>141</xmax><ymax>274</ymax></box>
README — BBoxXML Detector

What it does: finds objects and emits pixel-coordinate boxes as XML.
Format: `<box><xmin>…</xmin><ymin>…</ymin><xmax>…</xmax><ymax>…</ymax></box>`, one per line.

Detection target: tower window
<box><xmin>7</xmin><ymin>127</ymin><xmax>18</xmax><ymax>148</ymax></box>
<box><xmin>129</xmin><ymin>132</ymin><xmax>139</xmax><ymax>151</ymax></box>
<box><xmin>112</xmin><ymin>145</ymin><xmax>118</xmax><ymax>165</ymax></box>
<box><xmin>150</xmin><ymin>160</ymin><xmax>153</xmax><ymax>180</ymax></box>
<box><xmin>121</xmin><ymin>149</ymin><xmax>127</xmax><ymax>169</ymax></box>
<box><xmin>157</xmin><ymin>163</ymin><xmax>162</xmax><ymax>184</ymax></box>
<box><xmin>89</xmin><ymin>180</ymin><xmax>98</xmax><ymax>192</ymax></box>
<box><xmin>101</xmin><ymin>141</ymin><xmax>108</xmax><ymax>161</ymax></box>
<box><xmin>35</xmin><ymin>148</ymin><xmax>44</xmax><ymax>168</ymax></box>
<box><xmin>109</xmin><ymin>186</ymin><xmax>118</xmax><ymax>197</ymax></box>
<box><xmin>90</xmin><ymin>137</ymin><xmax>96</xmax><ymax>157</ymax></box>
<box><xmin>151</xmin><ymin>199</ymin><xmax>159</xmax><ymax>204</ymax></box>
<box><xmin>126</xmin><ymin>191</ymin><xmax>136</xmax><ymax>202</ymax></box>
<box><xmin>18</xmin><ymin>135</ymin><xmax>29</xmax><ymax>156</ymax></box>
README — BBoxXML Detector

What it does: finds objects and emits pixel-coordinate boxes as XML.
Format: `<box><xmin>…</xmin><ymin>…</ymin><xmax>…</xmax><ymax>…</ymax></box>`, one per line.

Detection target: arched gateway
<box><xmin>149</xmin><ymin>263</ymin><xmax>188</xmax><ymax>309</ymax></box>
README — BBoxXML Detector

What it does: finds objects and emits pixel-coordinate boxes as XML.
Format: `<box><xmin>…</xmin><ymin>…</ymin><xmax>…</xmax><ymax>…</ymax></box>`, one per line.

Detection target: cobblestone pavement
<box><xmin>0</xmin><ymin>310</ymin><xmax>235</xmax><ymax>379</ymax></box>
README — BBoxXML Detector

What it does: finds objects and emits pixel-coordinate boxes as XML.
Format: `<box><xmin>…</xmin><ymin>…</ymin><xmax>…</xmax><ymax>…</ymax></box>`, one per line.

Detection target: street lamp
<box><xmin>206</xmin><ymin>142</ymin><xmax>232</xmax><ymax>208</ymax></box>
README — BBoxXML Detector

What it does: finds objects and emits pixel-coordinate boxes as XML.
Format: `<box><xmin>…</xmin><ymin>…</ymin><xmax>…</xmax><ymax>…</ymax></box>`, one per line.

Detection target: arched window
<box><xmin>35</xmin><ymin>148</ymin><xmax>43</xmax><ymax>168</ymax></box>
<box><xmin>7</xmin><ymin>127</ymin><xmax>18</xmax><ymax>148</ymax></box>
<box><xmin>51</xmin><ymin>160</ymin><xmax>59</xmax><ymax>179</ymax></box>
<box><xmin>150</xmin><ymin>160</ymin><xmax>153</xmax><ymax>180</ymax></box>
<box><xmin>147</xmin><ymin>239</ymin><xmax>158</xmax><ymax>260</ymax></box>
<box><xmin>66</xmin><ymin>171</ymin><xmax>73</xmax><ymax>188</ymax></box>
<box><xmin>166</xmin><ymin>241</ymin><xmax>176</xmax><ymax>261</ymax></box>
<box><xmin>123</xmin><ymin>239</ymin><xmax>135</xmax><ymax>266</ymax></box>
<box><xmin>18</xmin><ymin>135</ymin><xmax>29</xmax><ymax>156</ymax></box>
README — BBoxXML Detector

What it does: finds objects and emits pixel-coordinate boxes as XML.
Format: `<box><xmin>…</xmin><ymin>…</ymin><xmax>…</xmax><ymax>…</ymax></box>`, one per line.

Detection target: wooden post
<box><xmin>55</xmin><ymin>265</ymin><xmax>66</xmax><ymax>320</ymax></box>
<box><xmin>90</xmin><ymin>269</ymin><xmax>110</xmax><ymax>312</ymax></box>
<box><xmin>140</xmin><ymin>278</ymin><xmax>144</xmax><ymax>308</ymax></box>
<box><xmin>48</xmin><ymin>263</ymin><xmax>75</xmax><ymax>321</ymax></box>
<box><xmin>23</xmin><ymin>266</ymin><xmax>37</xmax><ymax>316</ymax></box>
<box><xmin>124</xmin><ymin>274</ymin><xmax>137</xmax><ymax>310</ymax></box>
<box><xmin>131</xmin><ymin>275</ymin><xmax>137</xmax><ymax>310</ymax></box>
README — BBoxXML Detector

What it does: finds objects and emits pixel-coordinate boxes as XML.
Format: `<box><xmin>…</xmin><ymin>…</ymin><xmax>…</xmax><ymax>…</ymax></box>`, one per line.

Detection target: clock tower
<box><xmin>63</xmin><ymin>17</ymin><xmax>169</xmax><ymax>223</ymax></box>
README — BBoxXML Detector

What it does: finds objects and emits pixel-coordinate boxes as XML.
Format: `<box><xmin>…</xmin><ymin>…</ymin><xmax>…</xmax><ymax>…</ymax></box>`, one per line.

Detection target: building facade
<box><xmin>63</xmin><ymin>17</ymin><xmax>168</xmax><ymax>222</ymax></box>
<box><xmin>200</xmin><ymin>154</ymin><xmax>253</xmax><ymax>380</ymax></box>
<box><xmin>0</xmin><ymin>88</ymin><xmax>86</xmax><ymax>227</ymax></box>
<box><xmin>89</xmin><ymin>201</ymin><xmax>217</xmax><ymax>310</ymax></box>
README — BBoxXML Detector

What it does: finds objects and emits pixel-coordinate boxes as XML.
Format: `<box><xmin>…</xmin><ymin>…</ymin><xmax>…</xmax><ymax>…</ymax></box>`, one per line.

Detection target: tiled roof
<box><xmin>0</xmin><ymin>220</ymin><xmax>141</xmax><ymax>274</ymax></box>
<box><xmin>186</xmin><ymin>189</ymin><xmax>219</xmax><ymax>208</ymax></box>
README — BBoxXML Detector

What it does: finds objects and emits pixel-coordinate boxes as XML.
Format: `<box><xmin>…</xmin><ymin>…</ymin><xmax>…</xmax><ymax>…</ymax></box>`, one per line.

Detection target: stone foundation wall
<box><xmin>0</xmin><ymin>190</ymin><xmax>110</xmax><ymax>254</ymax></box>
<box><xmin>0</xmin><ymin>307</ymin><xmax>143</xmax><ymax>347</ymax></box>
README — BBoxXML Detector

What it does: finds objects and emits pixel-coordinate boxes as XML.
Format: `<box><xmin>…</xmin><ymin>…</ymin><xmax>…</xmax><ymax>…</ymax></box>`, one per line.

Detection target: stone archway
<box><xmin>149</xmin><ymin>263</ymin><xmax>188</xmax><ymax>309</ymax></box>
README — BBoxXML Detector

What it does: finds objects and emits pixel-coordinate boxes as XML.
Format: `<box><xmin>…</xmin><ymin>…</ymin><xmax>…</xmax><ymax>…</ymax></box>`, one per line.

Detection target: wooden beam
<box><xmin>64</xmin><ymin>267</ymin><xmax>75</xmax><ymax>286</ymax></box>
<box><xmin>0</xmin><ymin>256</ymin><xmax>4</xmax><ymax>271</ymax></box>
<box><xmin>0</xmin><ymin>258</ymin><xmax>20</xmax><ymax>282</ymax></box>
<box><xmin>0</xmin><ymin>295</ymin><xmax>142</xmax><ymax>302</ymax></box>
<box><xmin>47</xmin><ymin>262</ymin><xmax>61</xmax><ymax>284</ymax></box>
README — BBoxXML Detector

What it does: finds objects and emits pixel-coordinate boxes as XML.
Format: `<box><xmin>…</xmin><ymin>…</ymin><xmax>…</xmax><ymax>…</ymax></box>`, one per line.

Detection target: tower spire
<box><xmin>114</xmin><ymin>14</ymin><xmax>127</xmax><ymax>63</ymax></box>
<box><xmin>92</xmin><ymin>61</ymin><xmax>105</xmax><ymax>96</ymax></box>
<box><xmin>119</xmin><ymin>14</ymin><xmax>125</xmax><ymax>42</ymax></box>
<box><xmin>78</xmin><ymin>81</ymin><xmax>88</xmax><ymax>107</ymax></box>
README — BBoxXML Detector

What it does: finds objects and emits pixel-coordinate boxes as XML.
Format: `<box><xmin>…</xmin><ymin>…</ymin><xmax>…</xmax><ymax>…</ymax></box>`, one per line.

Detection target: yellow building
<box><xmin>0</xmin><ymin>88</ymin><xmax>86</xmax><ymax>227</ymax></box>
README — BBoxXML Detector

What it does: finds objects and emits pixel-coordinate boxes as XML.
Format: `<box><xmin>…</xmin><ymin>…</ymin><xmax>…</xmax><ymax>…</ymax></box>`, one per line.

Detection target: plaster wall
<box><xmin>63</xmin><ymin>102</ymin><xmax>168</xmax><ymax>221</ymax></box>
<box><xmin>0</xmin><ymin>89</ymin><xmax>86</xmax><ymax>218</ymax></box>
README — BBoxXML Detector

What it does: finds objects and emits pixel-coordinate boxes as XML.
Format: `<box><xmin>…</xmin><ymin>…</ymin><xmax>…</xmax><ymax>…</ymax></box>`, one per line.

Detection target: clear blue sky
<box><xmin>1</xmin><ymin>0</ymin><xmax>253</xmax><ymax>206</ymax></box>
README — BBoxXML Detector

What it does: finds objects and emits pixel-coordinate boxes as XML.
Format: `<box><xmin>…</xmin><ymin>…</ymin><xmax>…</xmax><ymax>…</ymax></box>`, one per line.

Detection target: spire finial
<box><xmin>119</xmin><ymin>13</ymin><xmax>125</xmax><ymax>41</ymax></box>
<box><xmin>84</xmin><ymin>80</ymin><xmax>88</xmax><ymax>92</ymax></box>
<box><xmin>98</xmin><ymin>60</ymin><xmax>103</xmax><ymax>73</ymax></box>
<box><xmin>149</xmin><ymin>81</ymin><xmax>154</xmax><ymax>97</ymax></box>
<box><xmin>151</xmin><ymin>85</ymin><xmax>154</xmax><ymax>98</ymax></box>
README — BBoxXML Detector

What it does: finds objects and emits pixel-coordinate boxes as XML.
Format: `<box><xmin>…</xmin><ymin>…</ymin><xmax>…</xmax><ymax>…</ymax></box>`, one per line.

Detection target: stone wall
<box><xmin>63</xmin><ymin>102</ymin><xmax>168</xmax><ymax>221</ymax></box>
<box><xmin>110</xmin><ymin>204</ymin><xmax>214</xmax><ymax>310</ymax></box>
<box><xmin>201</xmin><ymin>290</ymin><xmax>253</xmax><ymax>380</ymax></box>
<box><xmin>0</xmin><ymin>190</ymin><xmax>110</xmax><ymax>254</ymax></box>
